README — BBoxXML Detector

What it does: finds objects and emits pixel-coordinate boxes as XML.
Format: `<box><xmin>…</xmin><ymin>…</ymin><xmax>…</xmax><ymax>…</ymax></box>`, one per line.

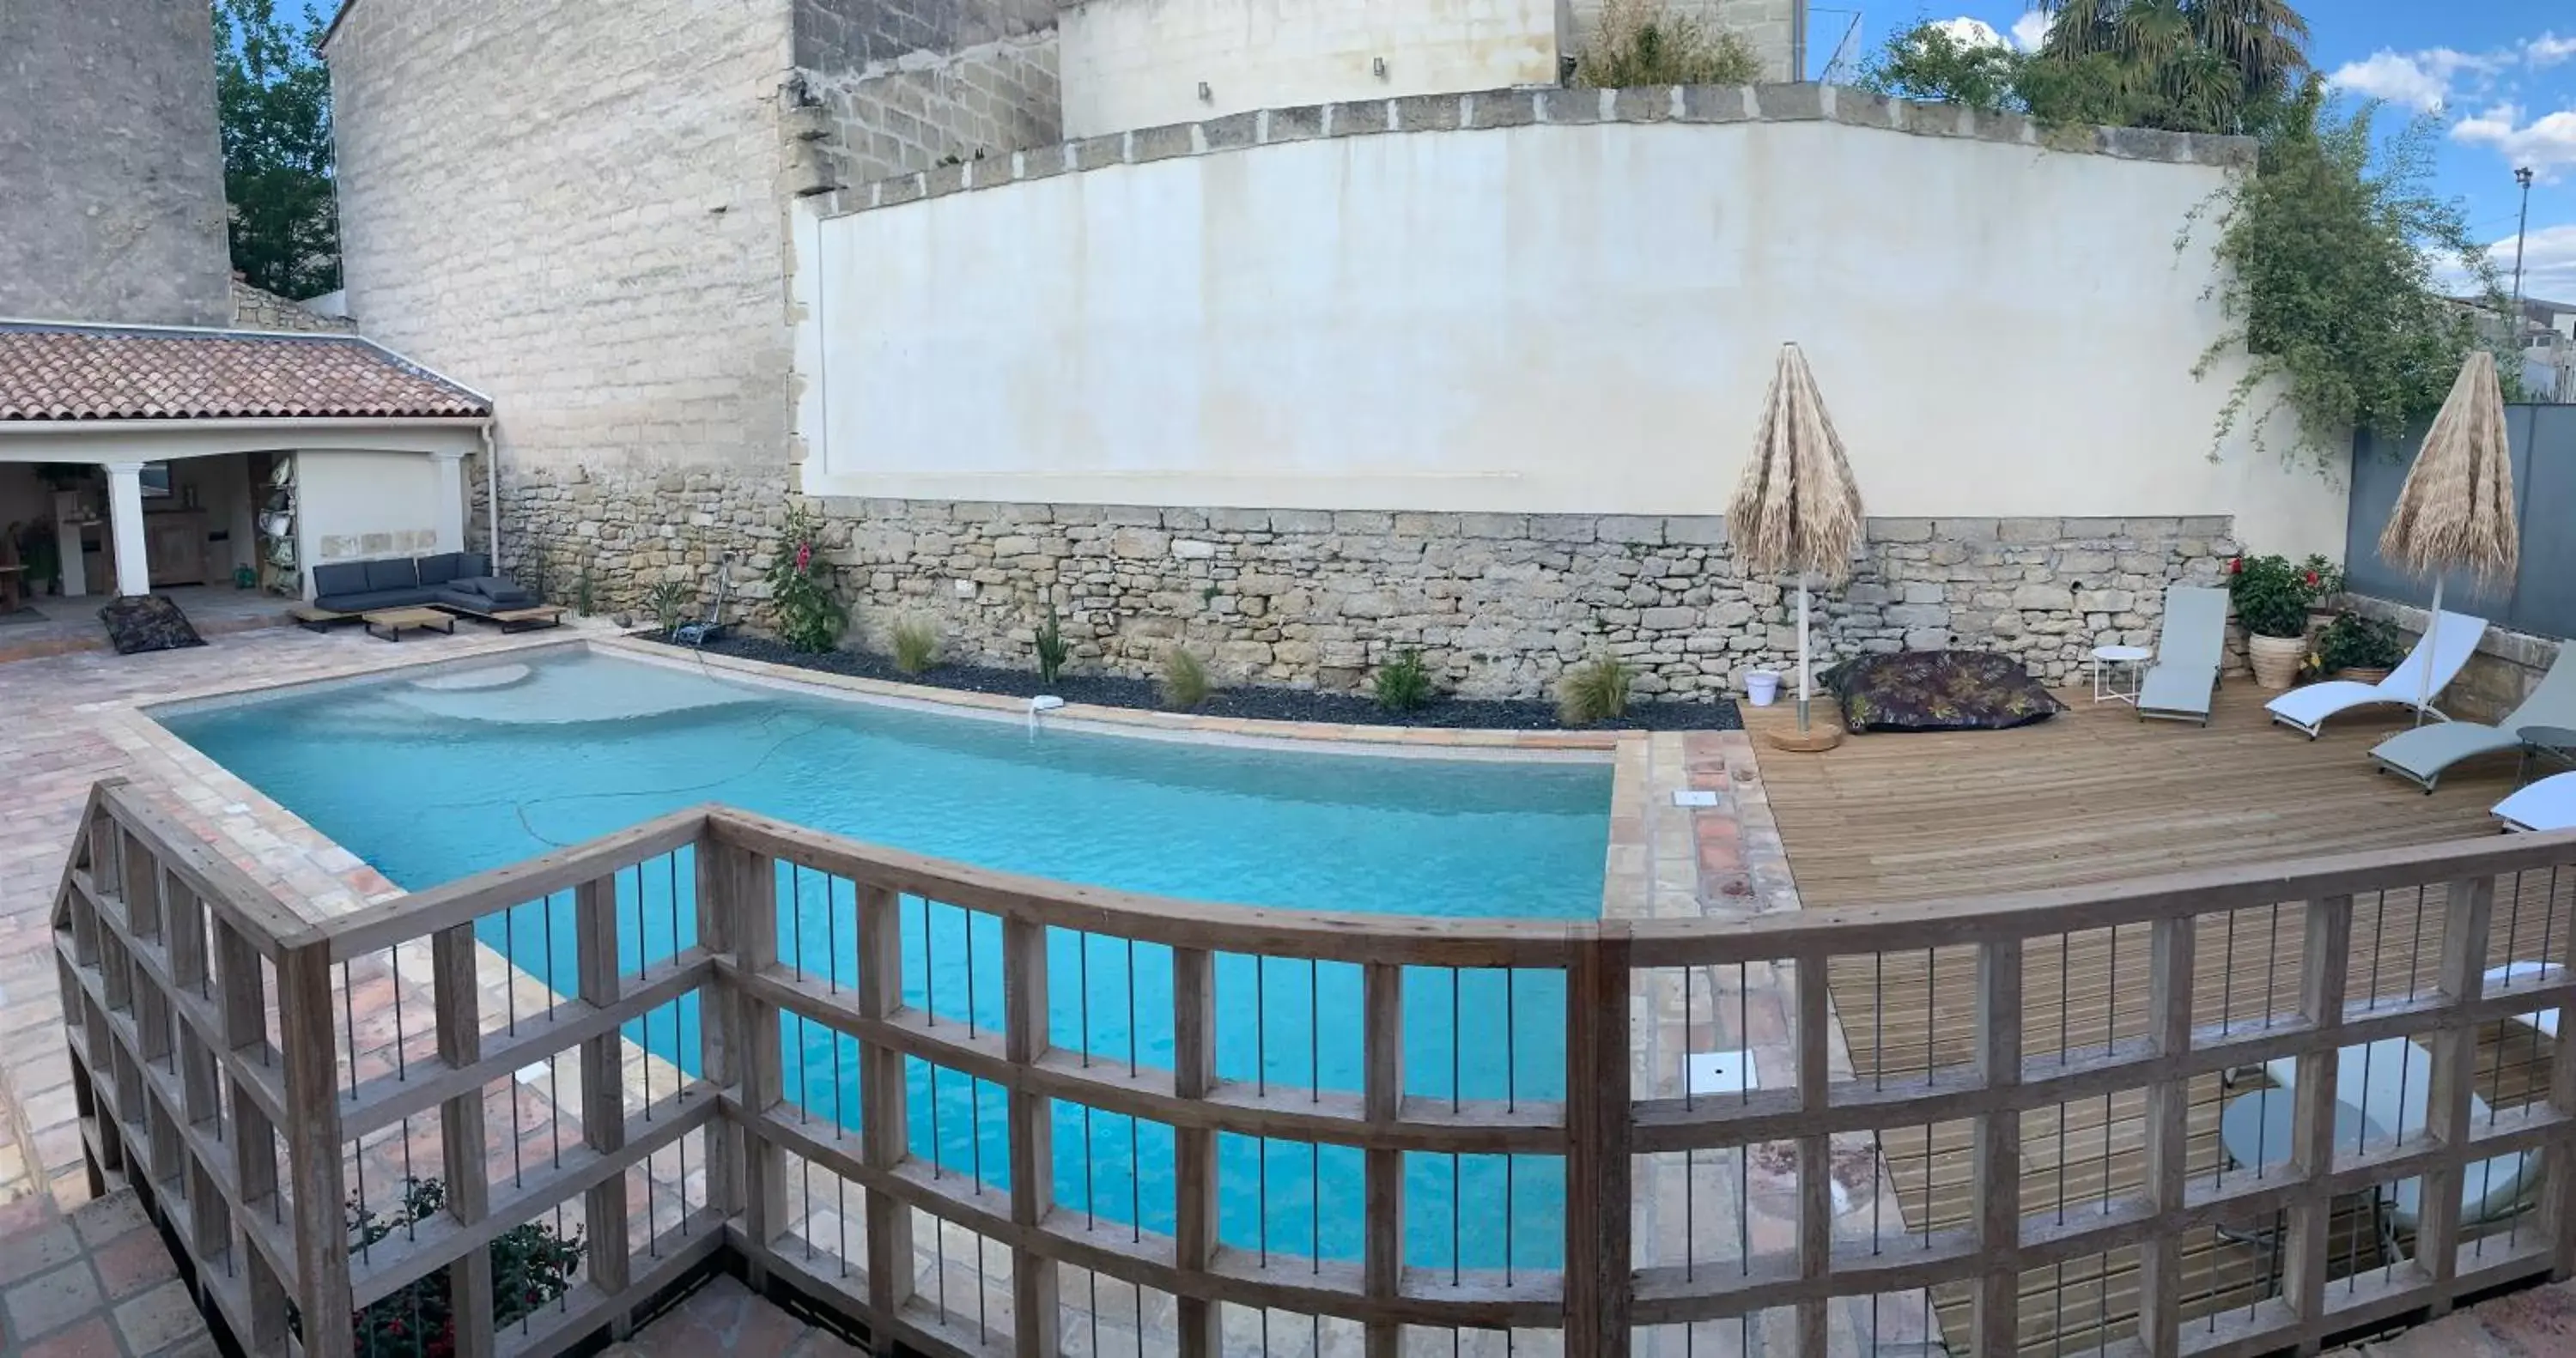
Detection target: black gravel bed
<box><xmin>641</xmin><ymin>632</ymin><xmax>1744</xmax><ymax>732</ymax></box>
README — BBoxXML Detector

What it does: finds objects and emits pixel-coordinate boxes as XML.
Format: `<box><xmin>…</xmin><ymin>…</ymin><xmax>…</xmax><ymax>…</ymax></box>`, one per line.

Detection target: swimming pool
<box><xmin>163</xmin><ymin>648</ymin><xmax>1610</xmax><ymax>1269</ymax></box>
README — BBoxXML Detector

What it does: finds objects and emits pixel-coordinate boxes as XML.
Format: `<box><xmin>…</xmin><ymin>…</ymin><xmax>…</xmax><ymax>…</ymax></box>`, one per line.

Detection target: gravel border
<box><xmin>640</xmin><ymin>633</ymin><xmax>1745</xmax><ymax>732</ymax></box>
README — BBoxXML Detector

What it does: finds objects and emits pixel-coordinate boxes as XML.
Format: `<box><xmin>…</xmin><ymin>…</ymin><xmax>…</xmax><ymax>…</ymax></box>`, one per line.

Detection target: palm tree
<box><xmin>2027</xmin><ymin>0</ymin><xmax>2310</xmax><ymax>133</ymax></box>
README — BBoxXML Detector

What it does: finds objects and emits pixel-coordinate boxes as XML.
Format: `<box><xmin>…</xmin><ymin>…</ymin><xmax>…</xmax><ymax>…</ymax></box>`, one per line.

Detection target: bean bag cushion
<box><xmin>1820</xmin><ymin>650</ymin><xmax>2064</xmax><ymax>733</ymax></box>
<box><xmin>98</xmin><ymin>595</ymin><xmax>207</xmax><ymax>656</ymax></box>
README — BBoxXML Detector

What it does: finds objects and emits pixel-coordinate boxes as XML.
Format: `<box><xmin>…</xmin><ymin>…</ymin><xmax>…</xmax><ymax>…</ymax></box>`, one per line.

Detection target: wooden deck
<box><xmin>1746</xmin><ymin>683</ymin><xmax>2573</xmax><ymax>1354</ymax></box>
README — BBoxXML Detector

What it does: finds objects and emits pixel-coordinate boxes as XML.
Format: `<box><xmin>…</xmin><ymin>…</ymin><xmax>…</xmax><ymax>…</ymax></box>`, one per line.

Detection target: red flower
<box><xmin>2229</xmin><ymin>557</ymin><xmax>2244</xmax><ymax>574</ymax></box>
<box><xmin>2304</xmin><ymin>571</ymin><xmax>2319</xmax><ymax>587</ymax></box>
<box><xmin>795</xmin><ymin>543</ymin><xmax>812</xmax><ymax>571</ymax></box>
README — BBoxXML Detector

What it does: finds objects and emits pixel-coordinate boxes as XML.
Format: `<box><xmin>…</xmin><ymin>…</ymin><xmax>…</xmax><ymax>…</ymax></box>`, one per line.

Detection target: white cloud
<box><xmin>2527</xmin><ymin>32</ymin><xmax>2576</xmax><ymax>67</ymax></box>
<box><xmin>1930</xmin><ymin>16</ymin><xmax>2008</xmax><ymax>50</ymax></box>
<box><xmin>2442</xmin><ymin>225</ymin><xmax>2576</xmax><ymax>304</ymax></box>
<box><xmin>2451</xmin><ymin>103</ymin><xmax>2576</xmax><ymax>177</ymax></box>
<box><xmin>2326</xmin><ymin>47</ymin><xmax>2497</xmax><ymax>111</ymax></box>
<box><xmin>2010</xmin><ymin>11</ymin><xmax>2050</xmax><ymax>52</ymax></box>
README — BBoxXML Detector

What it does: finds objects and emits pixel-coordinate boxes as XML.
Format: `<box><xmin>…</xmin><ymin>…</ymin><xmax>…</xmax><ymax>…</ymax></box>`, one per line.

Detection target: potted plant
<box><xmin>2310</xmin><ymin>611</ymin><xmax>2405</xmax><ymax>684</ymax></box>
<box><xmin>2227</xmin><ymin>554</ymin><xmax>2330</xmax><ymax>689</ymax></box>
<box><xmin>2299</xmin><ymin>554</ymin><xmax>2346</xmax><ymax>636</ymax></box>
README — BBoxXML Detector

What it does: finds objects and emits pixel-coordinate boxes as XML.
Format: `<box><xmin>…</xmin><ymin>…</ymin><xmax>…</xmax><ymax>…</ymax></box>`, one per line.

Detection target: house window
<box><xmin>138</xmin><ymin>463</ymin><xmax>172</xmax><ymax>498</ymax></box>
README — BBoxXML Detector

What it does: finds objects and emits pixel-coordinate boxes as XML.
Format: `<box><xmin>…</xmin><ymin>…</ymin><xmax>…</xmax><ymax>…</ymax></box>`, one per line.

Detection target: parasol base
<box><xmin>1761</xmin><ymin>725</ymin><xmax>1844</xmax><ymax>754</ymax></box>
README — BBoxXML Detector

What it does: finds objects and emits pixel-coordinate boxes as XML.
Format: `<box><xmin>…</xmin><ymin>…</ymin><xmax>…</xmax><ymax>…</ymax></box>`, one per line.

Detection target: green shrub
<box><xmin>1161</xmin><ymin>645</ymin><xmax>1211</xmax><ymax>710</ymax></box>
<box><xmin>1034</xmin><ymin>606</ymin><xmax>1070</xmax><ymax>684</ymax></box>
<box><xmin>1558</xmin><ymin>654</ymin><xmax>1634</xmax><ymax>727</ymax></box>
<box><xmin>891</xmin><ymin>615</ymin><xmax>942</xmax><ymax>674</ymax></box>
<box><xmin>765</xmin><ymin>506</ymin><xmax>848</xmax><ymax>652</ymax></box>
<box><xmin>1373</xmin><ymin>649</ymin><xmax>1437</xmax><ymax>713</ymax></box>
<box><xmin>292</xmin><ymin>1177</ymin><xmax>586</xmax><ymax>1356</ymax></box>
<box><xmin>640</xmin><ymin>579</ymin><xmax>691</xmax><ymax>636</ymax></box>
<box><xmin>574</xmin><ymin>563</ymin><xmax>595</xmax><ymax>617</ymax></box>
<box><xmin>1572</xmin><ymin>0</ymin><xmax>1761</xmax><ymax>88</ymax></box>
<box><xmin>2314</xmin><ymin>611</ymin><xmax>2405</xmax><ymax>673</ymax></box>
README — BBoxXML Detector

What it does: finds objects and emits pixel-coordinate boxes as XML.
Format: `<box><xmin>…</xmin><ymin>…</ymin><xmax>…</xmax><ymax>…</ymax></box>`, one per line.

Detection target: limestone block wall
<box><xmin>1057</xmin><ymin>0</ymin><xmax>1562</xmax><ymax>139</ymax></box>
<box><xmin>794</xmin><ymin>0</ymin><xmax>1063</xmax><ymax>189</ymax></box>
<box><xmin>326</xmin><ymin>0</ymin><xmax>800</xmax><ymax>481</ymax></box>
<box><xmin>505</xmin><ymin>463</ymin><xmax>2236</xmax><ymax>700</ymax></box>
<box><xmin>1</xmin><ymin>0</ymin><xmax>233</xmax><ymax>326</ymax></box>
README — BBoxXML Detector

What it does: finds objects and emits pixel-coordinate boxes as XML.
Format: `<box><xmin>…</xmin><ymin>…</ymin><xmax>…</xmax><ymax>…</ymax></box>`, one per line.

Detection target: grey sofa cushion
<box><xmin>414</xmin><ymin>553</ymin><xmax>467</xmax><ymax>586</ymax></box>
<box><xmin>440</xmin><ymin>575</ymin><xmax>532</xmax><ymax>608</ymax></box>
<box><xmin>314</xmin><ymin>587</ymin><xmax>434</xmax><ymax>614</ymax></box>
<box><xmin>312</xmin><ymin>562</ymin><xmax>371</xmax><ymax>598</ymax></box>
<box><xmin>364</xmin><ymin>558</ymin><xmax>418</xmax><ymax>591</ymax></box>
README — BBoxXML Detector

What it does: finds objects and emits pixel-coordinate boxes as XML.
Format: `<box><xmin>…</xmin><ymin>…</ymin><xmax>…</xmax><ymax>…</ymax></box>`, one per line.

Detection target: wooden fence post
<box><xmin>2284</xmin><ymin>896</ymin><xmax>2352</xmax><ymax>1331</ymax></box>
<box><xmin>279</xmin><ymin>939</ymin><xmax>353</xmax><ymax>1358</ymax></box>
<box><xmin>854</xmin><ymin>881</ymin><xmax>913</xmax><ymax>1319</ymax></box>
<box><xmin>2421</xmin><ymin>876</ymin><xmax>2495</xmax><ymax>1315</ymax></box>
<box><xmin>574</xmin><ymin>876</ymin><xmax>633</xmax><ymax>1324</ymax></box>
<box><xmin>1172</xmin><ymin>947</ymin><xmax>1222</xmax><ymax>1358</ymax></box>
<box><xmin>1364</xmin><ymin>961</ymin><xmax>1406</xmax><ymax>1358</ymax></box>
<box><xmin>434</xmin><ymin>923</ymin><xmax>496</xmax><ymax>1358</ymax></box>
<box><xmin>1565</xmin><ymin>925</ymin><xmax>1631</xmax><ymax>1358</ymax></box>
<box><xmin>1004</xmin><ymin>917</ymin><xmax>1059</xmax><ymax>1358</ymax></box>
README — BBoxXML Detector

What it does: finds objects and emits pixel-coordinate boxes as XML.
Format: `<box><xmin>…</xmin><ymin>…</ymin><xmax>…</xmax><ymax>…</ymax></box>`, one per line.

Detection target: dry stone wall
<box><xmin>502</xmin><ymin>466</ymin><xmax>2238</xmax><ymax>699</ymax></box>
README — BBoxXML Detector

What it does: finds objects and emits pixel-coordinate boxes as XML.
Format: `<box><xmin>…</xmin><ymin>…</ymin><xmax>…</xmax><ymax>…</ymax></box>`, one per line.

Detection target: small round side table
<box><xmin>2091</xmin><ymin>644</ymin><xmax>2152</xmax><ymax>706</ymax></box>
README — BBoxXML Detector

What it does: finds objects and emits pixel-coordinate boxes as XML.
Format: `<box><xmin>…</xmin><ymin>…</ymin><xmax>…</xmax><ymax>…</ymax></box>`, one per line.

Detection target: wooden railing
<box><xmin>51</xmin><ymin>777</ymin><xmax>2576</xmax><ymax>1358</ymax></box>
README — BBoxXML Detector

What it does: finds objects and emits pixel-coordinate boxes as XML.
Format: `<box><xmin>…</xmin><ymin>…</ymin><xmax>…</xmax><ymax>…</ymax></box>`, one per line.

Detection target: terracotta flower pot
<box><xmin>2247</xmin><ymin>634</ymin><xmax>2306</xmax><ymax>689</ymax></box>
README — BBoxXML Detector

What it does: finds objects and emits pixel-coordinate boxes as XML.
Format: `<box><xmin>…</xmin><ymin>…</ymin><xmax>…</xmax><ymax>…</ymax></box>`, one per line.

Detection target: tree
<box><xmin>213</xmin><ymin>0</ymin><xmax>339</xmax><ymax>299</ymax></box>
<box><xmin>1863</xmin><ymin>1</ymin><xmax>2308</xmax><ymax>136</ymax></box>
<box><xmin>2036</xmin><ymin>0</ymin><xmax>2311</xmax><ymax>134</ymax></box>
<box><xmin>2186</xmin><ymin>89</ymin><xmax>2514</xmax><ymax>465</ymax></box>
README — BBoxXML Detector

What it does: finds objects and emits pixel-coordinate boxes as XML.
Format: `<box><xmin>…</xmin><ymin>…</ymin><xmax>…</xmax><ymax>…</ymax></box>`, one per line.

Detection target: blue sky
<box><xmin>1885</xmin><ymin>2</ymin><xmax>2576</xmax><ymax>300</ymax></box>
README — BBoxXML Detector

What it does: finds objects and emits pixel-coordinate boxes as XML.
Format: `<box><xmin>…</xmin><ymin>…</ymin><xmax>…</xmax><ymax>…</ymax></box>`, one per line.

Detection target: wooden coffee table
<box><xmin>484</xmin><ymin>604</ymin><xmax>566</xmax><ymax>634</ymax></box>
<box><xmin>289</xmin><ymin>603</ymin><xmax>357</xmax><ymax>632</ymax></box>
<box><xmin>363</xmin><ymin>606</ymin><xmax>458</xmax><ymax>642</ymax></box>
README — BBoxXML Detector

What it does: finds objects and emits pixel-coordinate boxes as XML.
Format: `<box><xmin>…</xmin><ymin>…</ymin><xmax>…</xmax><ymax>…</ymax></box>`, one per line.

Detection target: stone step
<box><xmin>0</xmin><ymin>1185</ymin><xmax>213</xmax><ymax>1358</ymax></box>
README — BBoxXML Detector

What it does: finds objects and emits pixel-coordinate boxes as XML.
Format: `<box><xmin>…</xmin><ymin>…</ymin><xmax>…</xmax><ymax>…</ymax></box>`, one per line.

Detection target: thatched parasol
<box><xmin>2379</xmin><ymin>349</ymin><xmax>2518</xmax><ymax>724</ymax></box>
<box><xmin>1728</xmin><ymin>343</ymin><xmax>1865</xmax><ymax>734</ymax></box>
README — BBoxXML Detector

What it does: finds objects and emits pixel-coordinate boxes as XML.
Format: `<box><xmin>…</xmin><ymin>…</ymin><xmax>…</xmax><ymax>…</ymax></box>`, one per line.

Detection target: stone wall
<box><xmin>230</xmin><ymin>280</ymin><xmax>357</xmax><ymax>333</ymax></box>
<box><xmin>504</xmin><ymin>464</ymin><xmax>2237</xmax><ymax>699</ymax></box>
<box><xmin>0</xmin><ymin>0</ymin><xmax>233</xmax><ymax>326</ymax></box>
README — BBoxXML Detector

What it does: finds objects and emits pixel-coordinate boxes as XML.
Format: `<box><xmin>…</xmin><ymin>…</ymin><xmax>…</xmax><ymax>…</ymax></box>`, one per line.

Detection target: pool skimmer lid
<box><xmin>1686</xmin><ymin>1049</ymin><xmax>1756</xmax><ymax>1095</ymax></box>
<box><xmin>1672</xmin><ymin>790</ymin><xmax>1719</xmax><ymax>807</ymax></box>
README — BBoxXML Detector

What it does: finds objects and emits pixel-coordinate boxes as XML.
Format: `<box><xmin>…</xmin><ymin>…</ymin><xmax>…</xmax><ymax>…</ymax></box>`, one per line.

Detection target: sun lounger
<box><xmin>2136</xmin><ymin>585</ymin><xmax>2230</xmax><ymax>724</ymax></box>
<box><xmin>2265</xmin><ymin>609</ymin><xmax>2487</xmax><ymax>737</ymax></box>
<box><xmin>2257</xmin><ymin>1036</ymin><xmax>2534</xmax><ymax>1234</ymax></box>
<box><xmin>2369</xmin><ymin>647</ymin><xmax>2576</xmax><ymax>791</ymax></box>
<box><xmin>2494</xmin><ymin>772</ymin><xmax>2576</xmax><ymax>833</ymax></box>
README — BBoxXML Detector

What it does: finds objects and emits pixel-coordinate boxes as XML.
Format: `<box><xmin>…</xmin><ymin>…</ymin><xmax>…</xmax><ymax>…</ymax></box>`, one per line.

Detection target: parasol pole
<box><xmin>1796</xmin><ymin>573</ymin><xmax>1813</xmax><ymax>732</ymax></box>
<box><xmin>2417</xmin><ymin>579</ymin><xmax>2441</xmax><ymax>727</ymax></box>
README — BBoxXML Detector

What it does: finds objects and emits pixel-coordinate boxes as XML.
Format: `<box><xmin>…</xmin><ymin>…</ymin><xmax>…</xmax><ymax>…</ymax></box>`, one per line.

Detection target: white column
<box><xmin>429</xmin><ymin>449</ymin><xmax>469</xmax><ymax>555</ymax></box>
<box><xmin>104</xmin><ymin>463</ymin><xmax>150</xmax><ymax>597</ymax></box>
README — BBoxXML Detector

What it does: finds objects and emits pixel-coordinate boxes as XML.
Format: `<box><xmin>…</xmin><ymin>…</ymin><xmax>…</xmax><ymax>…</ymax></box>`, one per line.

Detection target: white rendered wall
<box><xmin>799</xmin><ymin>118</ymin><xmax>2349</xmax><ymax>556</ymax></box>
<box><xmin>295</xmin><ymin>450</ymin><xmax>453</xmax><ymax>579</ymax></box>
<box><xmin>1059</xmin><ymin>0</ymin><xmax>1559</xmax><ymax>138</ymax></box>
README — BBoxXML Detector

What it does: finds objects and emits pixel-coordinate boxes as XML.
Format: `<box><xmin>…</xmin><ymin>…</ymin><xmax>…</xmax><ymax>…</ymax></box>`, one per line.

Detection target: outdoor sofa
<box><xmin>310</xmin><ymin>552</ymin><xmax>534</xmax><ymax>616</ymax></box>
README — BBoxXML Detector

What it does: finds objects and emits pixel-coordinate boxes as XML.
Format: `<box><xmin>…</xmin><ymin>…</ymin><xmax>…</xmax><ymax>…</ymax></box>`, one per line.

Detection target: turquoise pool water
<box><xmin>165</xmin><ymin>650</ymin><xmax>1608</xmax><ymax>1270</ymax></box>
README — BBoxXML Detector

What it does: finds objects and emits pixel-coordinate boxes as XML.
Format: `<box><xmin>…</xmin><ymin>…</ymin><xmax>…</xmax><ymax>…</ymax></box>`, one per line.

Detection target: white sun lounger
<box><xmin>2264</xmin><ymin>609</ymin><xmax>2488</xmax><ymax>737</ymax></box>
<box><xmin>2136</xmin><ymin>585</ymin><xmax>2230</xmax><ymax>724</ymax></box>
<box><xmin>2494</xmin><ymin>772</ymin><xmax>2576</xmax><ymax>834</ymax></box>
<box><xmin>2371</xmin><ymin>647</ymin><xmax>2576</xmax><ymax>791</ymax></box>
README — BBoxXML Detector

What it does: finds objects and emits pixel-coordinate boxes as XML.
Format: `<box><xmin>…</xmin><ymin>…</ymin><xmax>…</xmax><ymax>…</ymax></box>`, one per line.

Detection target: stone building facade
<box><xmin>1</xmin><ymin>0</ymin><xmax>234</xmax><ymax>326</ymax></box>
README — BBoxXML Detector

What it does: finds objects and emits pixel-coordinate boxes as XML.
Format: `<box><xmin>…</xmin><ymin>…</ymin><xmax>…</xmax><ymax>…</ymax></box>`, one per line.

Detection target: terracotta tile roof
<box><xmin>0</xmin><ymin>323</ymin><xmax>490</xmax><ymax>421</ymax></box>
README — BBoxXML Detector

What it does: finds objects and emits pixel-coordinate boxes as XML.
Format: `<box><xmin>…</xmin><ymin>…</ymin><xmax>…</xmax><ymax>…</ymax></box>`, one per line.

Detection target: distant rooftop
<box><xmin>0</xmin><ymin>322</ymin><xmax>489</xmax><ymax>422</ymax></box>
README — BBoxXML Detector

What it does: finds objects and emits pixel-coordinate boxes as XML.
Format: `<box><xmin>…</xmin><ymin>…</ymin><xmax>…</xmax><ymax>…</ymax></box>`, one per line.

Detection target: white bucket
<box><xmin>1746</xmin><ymin>671</ymin><xmax>1781</xmax><ymax>706</ymax></box>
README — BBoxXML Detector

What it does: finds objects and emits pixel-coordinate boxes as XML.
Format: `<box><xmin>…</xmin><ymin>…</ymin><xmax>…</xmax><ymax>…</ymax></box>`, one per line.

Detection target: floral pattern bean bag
<box><xmin>1819</xmin><ymin>650</ymin><xmax>2064</xmax><ymax>733</ymax></box>
<box><xmin>98</xmin><ymin>595</ymin><xmax>207</xmax><ymax>656</ymax></box>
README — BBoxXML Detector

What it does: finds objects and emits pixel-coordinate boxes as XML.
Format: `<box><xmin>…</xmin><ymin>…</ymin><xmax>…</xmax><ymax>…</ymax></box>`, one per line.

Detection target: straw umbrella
<box><xmin>1728</xmin><ymin>343</ymin><xmax>1866</xmax><ymax>736</ymax></box>
<box><xmin>2378</xmin><ymin>349</ymin><xmax>2518</xmax><ymax>724</ymax></box>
